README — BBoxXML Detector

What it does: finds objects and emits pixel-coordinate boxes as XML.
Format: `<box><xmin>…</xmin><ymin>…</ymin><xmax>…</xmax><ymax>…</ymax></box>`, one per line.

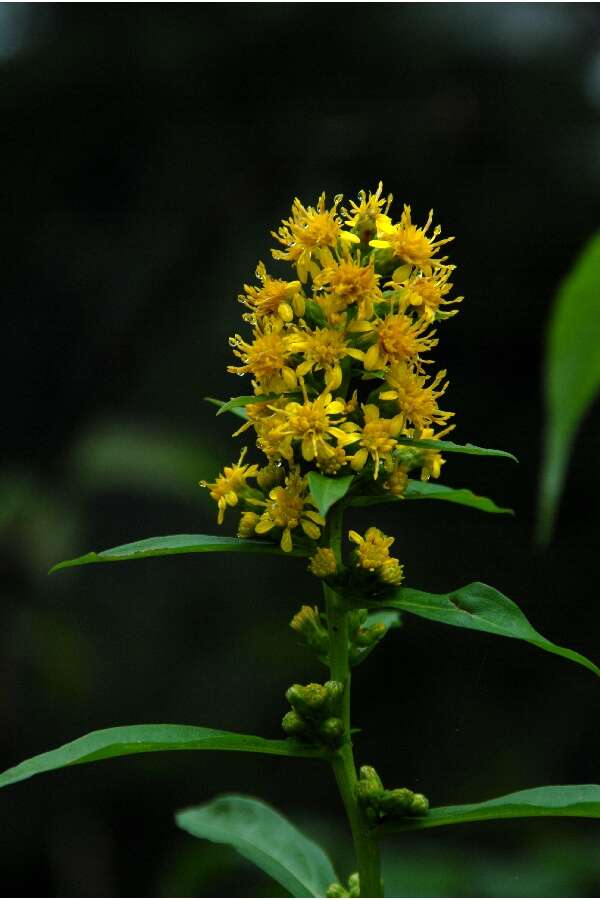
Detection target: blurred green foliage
<box><xmin>539</xmin><ymin>233</ymin><xmax>600</xmax><ymax>543</ymax></box>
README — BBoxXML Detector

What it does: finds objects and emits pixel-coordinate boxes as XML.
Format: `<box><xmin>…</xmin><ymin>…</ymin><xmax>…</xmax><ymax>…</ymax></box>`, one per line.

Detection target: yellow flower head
<box><xmin>277</xmin><ymin>387</ymin><xmax>355</xmax><ymax>463</ymax></box>
<box><xmin>314</xmin><ymin>253</ymin><xmax>381</xmax><ymax>320</ymax></box>
<box><xmin>250</xmin><ymin>470</ymin><xmax>325</xmax><ymax>552</ymax></box>
<box><xmin>316</xmin><ymin>443</ymin><xmax>348</xmax><ymax>475</ymax></box>
<box><xmin>371</xmin><ymin>206</ymin><xmax>453</xmax><ymax>269</ymax></box>
<box><xmin>228</xmin><ymin>318</ymin><xmax>297</xmax><ymax>393</ymax></box>
<box><xmin>271</xmin><ymin>193</ymin><xmax>352</xmax><ymax>282</ymax></box>
<box><xmin>345</xmin><ymin>404</ymin><xmax>404</xmax><ymax>479</ymax></box>
<box><xmin>248</xmin><ymin>402</ymin><xmax>294</xmax><ymax>462</ymax></box>
<box><xmin>348</xmin><ymin>526</ymin><xmax>402</xmax><ymax>577</ymax></box>
<box><xmin>342</xmin><ymin>181</ymin><xmax>393</xmax><ymax>244</ymax></box>
<box><xmin>415</xmin><ymin>426</ymin><xmax>454</xmax><ymax>481</ymax></box>
<box><xmin>350</xmin><ymin>311</ymin><xmax>437</xmax><ymax>372</ymax></box>
<box><xmin>200</xmin><ymin>448</ymin><xmax>260</xmax><ymax>524</ymax></box>
<box><xmin>381</xmin><ymin>364</ymin><xmax>453</xmax><ymax>435</ymax></box>
<box><xmin>240</xmin><ymin>261</ymin><xmax>302</xmax><ymax>322</ymax></box>
<box><xmin>387</xmin><ymin>265</ymin><xmax>462</xmax><ymax>323</ymax></box>
<box><xmin>288</xmin><ymin>325</ymin><xmax>362</xmax><ymax>390</ymax></box>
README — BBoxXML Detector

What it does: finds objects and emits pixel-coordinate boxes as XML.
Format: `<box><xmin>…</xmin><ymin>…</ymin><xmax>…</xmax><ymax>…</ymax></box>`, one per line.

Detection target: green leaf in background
<box><xmin>205</xmin><ymin>397</ymin><xmax>248</xmax><ymax>420</ymax></box>
<box><xmin>395</xmin><ymin>436</ymin><xmax>518</xmax><ymax>462</ymax></box>
<box><xmin>0</xmin><ymin>725</ymin><xmax>323</xmax><ymax>789</ymax></box>
<box><xmin>539</xmin><ymin>233</ymin><xmax>600</xmax><ymax>543</ymax></box>
<box><xmin>350</xmin><ymin>480</ymin><xmax>512</xmax><ymax>515</ymax></box>
<box><xmin>371</xmin><ymin>581</ymin><xmax>600</xmax><ymax>677</ymax></box>
<box><xmin>50</xmin><ymin>533</ymin><xmax>309</xmax><ymax>573</ymax></box>
<box><xmin>307</xmin><ymin>472</ymin><xmax>355</xmax><ymax>517</ymax></box>
<box><xmin>176</xmin><ymin>795</ymin><xmax>338</xmax><ymax>898</ymax></box>
<box><xmin>378</xmin><ymin>784</ymin><xmax>600</xmax><ymax>833</ymax></box>
<box><xmin>68</xmin><ymin>421</ymin><xmax>217</xmax><ymax>497</ymax></box>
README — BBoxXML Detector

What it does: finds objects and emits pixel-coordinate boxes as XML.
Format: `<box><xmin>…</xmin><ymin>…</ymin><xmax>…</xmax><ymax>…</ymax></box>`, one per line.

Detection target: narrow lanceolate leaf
<box><xmin>205</xmin><ymin>397</ymin><xmax>248</xmax><ymax>420</ymax></box>
<box><xmin>350</xmin><ymin>480</ymin><xmax>512</xmax><ymax>515</ymax></box>
<box><xmin>50</xmin><ymin>533</ymin><xmax>309</xmax><ymax>573</ymax></box>
<box><xmin>395</xmin><ymin>436</ymin><xmax>518</xmax><ymax>463</ymax></box>
<box><xmin>539</xmin><ymin>233</ymin><xmax>600</xmax><ymax>543</ymax></box>
<box><xmin>215</xmin><ymin>394</ymin><xmax>299</xmax><ymax>416</ymax></box>
<box><xmin>378</xmin><ymin>784</ymin><xmax>600</xmax><ymax>833</ymax></box>
<box><xmin>373</xmin><ymin>582</ymin><xmax>600</xmax><ymax>677</ymax></box>
<box><xmin>307</xmin><ymin>472</ymin><xmax>355</xmax><ymax>517</ymax></box>
<box><xmin>176</xmin><ymin>795</ymin><xmax>338</xmax><ymax>898</ymax></box>
<box><xmin>0</xmin><ymin>726</ymin><xmax>322</xmax><ymax>790</ymax></box>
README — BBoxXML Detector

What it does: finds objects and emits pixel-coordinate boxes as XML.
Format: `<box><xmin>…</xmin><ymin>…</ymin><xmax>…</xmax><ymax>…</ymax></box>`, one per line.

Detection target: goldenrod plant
<box><xmin>3</xmin><ymin>186</ymin><xmax>600</xmax><ymax>898</ymax></box>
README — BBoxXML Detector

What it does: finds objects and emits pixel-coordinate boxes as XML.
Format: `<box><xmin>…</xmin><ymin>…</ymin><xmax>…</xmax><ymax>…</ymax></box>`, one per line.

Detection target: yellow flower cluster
<box><xmin>202</xmin><ymin>184</ymin><xmax>462</xmax><ymax>550</ymax></box>
<box><xmin>349</xmin><ymin>528</ymin><xmax>404</xmax><ymax>587</ymax></box>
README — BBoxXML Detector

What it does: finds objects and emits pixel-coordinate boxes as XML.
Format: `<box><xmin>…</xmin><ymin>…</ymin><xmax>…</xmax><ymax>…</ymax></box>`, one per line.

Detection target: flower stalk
<box><xmin>324</xmin><ymin>505</ymin><xmax>382</xmax><ymax>898</ymax></box>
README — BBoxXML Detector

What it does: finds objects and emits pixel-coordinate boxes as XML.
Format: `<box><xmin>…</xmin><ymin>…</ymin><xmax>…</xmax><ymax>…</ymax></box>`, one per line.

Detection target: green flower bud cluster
<box><xmin>348</xmin><ymin>609</ymin><xmax>388</xmax><ymax>666</ymax></box>
<box><xmin>281</xmin><ymin>681</ymin><xmax>344</xmax><ymax>748</ymax></box>
<box><xmin>326</xmin><ymin>873</ymin><xmax>360</xmax><ymax>898</ymax></box>
<box><xmin>356</xmin><ymin>765</ymin><xmax>429</xmax><ymax>822</ymax></box>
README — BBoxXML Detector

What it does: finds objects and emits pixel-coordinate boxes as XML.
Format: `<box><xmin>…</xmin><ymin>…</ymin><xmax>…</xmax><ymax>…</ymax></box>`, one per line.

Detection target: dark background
<box><xmin>2</xmin><ymin>3</ymin><xmax>600</xmax><ymax>896</ymax></box>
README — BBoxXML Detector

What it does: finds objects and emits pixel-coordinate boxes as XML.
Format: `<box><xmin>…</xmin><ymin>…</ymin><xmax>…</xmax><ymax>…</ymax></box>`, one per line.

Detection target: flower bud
<box><xmin>278</xmin><ymin>302</ymin><xmax>294</xmax><ymax>322</ymax></box>
<box><xmin>319</xmin><ymin>717</ymin><xmax>344</xmax><ymax>747</ymax></box>
<box><xmin>324</xmin><ymin>680</ymin><xmax>344</xmax><ymax>707</ymax></box>
<box><xmin>308</xmin><ymin>547</ymin><xmax>337</xmax><ymax>578</ymax></box>
<box><xmin>383</xmin><ymin>462</ymin><xmax>409</xmax><ymax>497</ymax></box>
<box><xmin>359</xmin><ymin>765</ymin><xmax>384</xmax><ymax>791</ymax></box>
<box><xmin>316</xmin><ymin>445</ymin><xmax>347</xmax><ymax>475</ymax></box>
<box><xmin>290</xmin><ymin>605</ymin><xmax>328</xmax><ymax>656</ymax></box>
<box><xmin>292</xmin><ymin>292</ymin><xmax>306</xmax><ymax>317</ymax></box>
<box><xmin>256</xmin><ymin>463</ymin><xmax>284</xmax><ymax>492</ymax></box>
<box><xmin>281</xmin><ymin>710</ymin><xmax>307</xmax><ymax>738</ymax></box>
<box><xmin>409</xmin><ymin>793</ymin><xmax>429</xmax><ymax>815</ymax></box>
<box><xmin>286</xmin><ymin>682</ymin><xmax>328</xmax><ymax>715</ymax></box>
<box><xmin>378</xmin><ymin>787</ymin><xmax>414</xmax><ymax>815</ymax></box>
<box><xmin>378</xmin><ymin>561</ymin><xmax>404</xmax><ymax>587</ymax></box>
<box><xmin>356</xmin><ymin>765</ymin><xmax>384</xmax><ymax>806</ymax></box>
<box><xmin>237</xmin><ymin>511</ymin><xmax>260</xmax><ymax>538</ymax></box>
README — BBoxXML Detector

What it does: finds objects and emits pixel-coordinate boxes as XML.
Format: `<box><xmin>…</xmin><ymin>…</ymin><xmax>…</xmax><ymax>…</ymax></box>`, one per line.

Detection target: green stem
<box><xmin>324</xmin><ymin>506</ymin><xmax>382</xmax><ymax>898</ymax></box>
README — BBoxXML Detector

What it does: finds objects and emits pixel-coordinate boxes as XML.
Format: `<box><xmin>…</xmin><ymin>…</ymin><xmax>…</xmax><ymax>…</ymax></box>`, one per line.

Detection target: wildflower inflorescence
<box><xmin>202</xmin><ymin>183</ymin><xmax>462</xmax><ymax>559</ymax></box>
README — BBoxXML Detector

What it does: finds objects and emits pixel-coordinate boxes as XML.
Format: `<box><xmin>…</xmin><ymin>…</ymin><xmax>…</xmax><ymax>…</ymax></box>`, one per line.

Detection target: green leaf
<box><xmin>205</xmin><ymin>397</ymin><xmax>248</xmax><ymax>420</ymax></box>
<box><xmin>395</xmin><ymin>437</ymin><xmax>518</xmax><ymax>462</ymax></box>
<box><xmin>378</xmin><ymin>784</ymin><xmax>600</xmax><ymax>833</ymax></box>
<box><xmin>50</xmin><ymin>533</ymin><xmax>309</xmax><ymax>573</ymax></box>
<box><xmin>0</xmin><ymin>725</ymin><xmax>323</xmax><ymax>790</ymax></box>
<box><xmin>350</xmin><ymin>480</ymin><xmax>512</xmax><ymax>515</ymax></box>
<box><xmin>307</xmin><ymin>472</ymin><xmax>355</xmax><ymax>517</ymax></box>
<box><xmin>176</xmin><ymin>795</ymin><xmax>337</xmax><ymax>898</ymax></box>
<box><xmin>539</xmin><ymin>233</ymin><xmax>600</xmax><ymax>543</ymax></box>
<box><xmin>215</xmin><ymin>394</ymin><xmax>298</xmax><ymax>416</ymax></box>
<box><xmin>372</xmin><ymin>581</ymin><xmax>600</xmax><ymax>677</ymax></box>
